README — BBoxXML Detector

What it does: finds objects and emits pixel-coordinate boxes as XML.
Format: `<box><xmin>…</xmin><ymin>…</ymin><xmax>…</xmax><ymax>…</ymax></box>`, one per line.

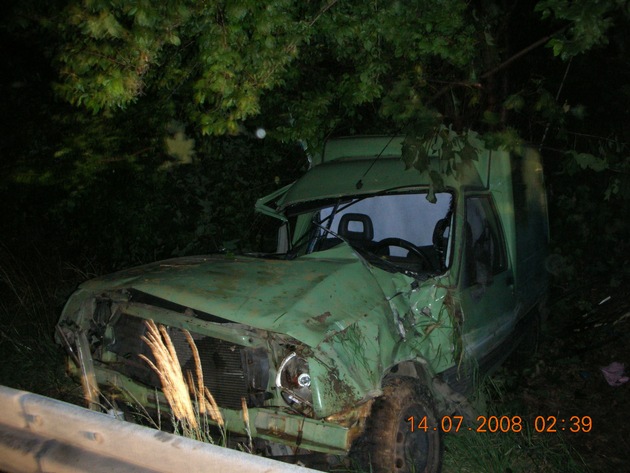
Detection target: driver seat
<box><xmin>338</xmin><ymin>213</ymin><xmax>374</xmax><ymax>248</ymax></box>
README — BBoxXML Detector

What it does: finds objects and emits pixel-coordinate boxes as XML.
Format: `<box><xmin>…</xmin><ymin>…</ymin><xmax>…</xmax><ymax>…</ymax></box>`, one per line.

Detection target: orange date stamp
<box><xmin>407</xmin><ymin>415</ymin><xmax>593</xmax><ymax>433</ymax></box>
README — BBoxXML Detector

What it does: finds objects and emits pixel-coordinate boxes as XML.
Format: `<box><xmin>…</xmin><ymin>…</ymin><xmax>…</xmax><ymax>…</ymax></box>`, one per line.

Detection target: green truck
<box><xmin>56</xmin><ymin>133</ymin><xmax>549</xmax><ymax>472</ymax></box>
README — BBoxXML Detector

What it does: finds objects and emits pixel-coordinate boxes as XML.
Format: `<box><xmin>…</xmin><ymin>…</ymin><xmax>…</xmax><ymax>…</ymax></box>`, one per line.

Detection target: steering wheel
<box><xmin>372</xmin><ymin>238</ymin><xmax>433</xmax><ymax>270</ymax></box>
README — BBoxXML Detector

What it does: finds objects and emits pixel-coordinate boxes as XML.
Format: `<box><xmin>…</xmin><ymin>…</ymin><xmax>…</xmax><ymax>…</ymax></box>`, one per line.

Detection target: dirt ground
<box><xmin>505</xmin><ymin>282</ymin><xmax>630</xmax><ymax>472</ymax></box>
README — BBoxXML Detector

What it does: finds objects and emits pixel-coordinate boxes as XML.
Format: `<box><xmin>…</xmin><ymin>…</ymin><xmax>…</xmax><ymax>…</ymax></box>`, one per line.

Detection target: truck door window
<box><xmin>463</xmin><ymin>196</ymin><xmax>507</xmax><ymax>287</ymax></box>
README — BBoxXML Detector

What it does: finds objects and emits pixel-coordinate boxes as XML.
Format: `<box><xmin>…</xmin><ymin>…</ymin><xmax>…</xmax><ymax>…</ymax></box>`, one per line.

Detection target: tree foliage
<box><xmin>2</xmin><ymin>0</ymin><xmax>630</xmax><ymax>283</ymax></box>
<box><xmin>42</xmin><ymin>0</ymin><xmax>629</xmax><ymax>136</ymax></box>
<box><xmin>536</xmin><ymin>0</ymin><xmax>626</xmax><ymax>58</ymax></box>
<box><xmin>45</xmin><ymin>0</ymin><xmax>484</xmax><ymax>141</ymax></box>
<box><xmin>42</xmin><ymin>0</ymin><xmax>630</xmax><ymax>200</ymax></box>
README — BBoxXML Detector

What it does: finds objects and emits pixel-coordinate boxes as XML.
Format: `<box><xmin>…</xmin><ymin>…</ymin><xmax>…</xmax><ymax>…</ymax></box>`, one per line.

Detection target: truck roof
<box><xmin>277</xmin><ymin>135</ymin><xmax>500</xmax><ymax>210</ymax></box>
<box><xmin>276</xmin><ymin>157</ymin><xmax>484</xmax><ymax>211</ymax></box>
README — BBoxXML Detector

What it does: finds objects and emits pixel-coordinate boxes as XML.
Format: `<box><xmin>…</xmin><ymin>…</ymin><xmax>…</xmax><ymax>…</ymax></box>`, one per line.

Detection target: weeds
<box><xmin>0</xmin><ymin>243</ymin><xmax>84</xmax><ymax>400</ymax></box>
<box><xmin>140</xmin><ymin>321</ymin><xmax>201</xmax><ymax>430</ymax></box>
<box><xmin>442</xmin><ymin>376</ymin><xmax>588</xmax><ymax>473</ymax></box>
<box><xmin>139</xmin><ymin>320</ymin><xmax>232</xmax><ymax>444</ymax></box>
<box><xmin>241</xmin><ymin>396</ymin><xmax>253</xmax><ymax>453</ymax></box>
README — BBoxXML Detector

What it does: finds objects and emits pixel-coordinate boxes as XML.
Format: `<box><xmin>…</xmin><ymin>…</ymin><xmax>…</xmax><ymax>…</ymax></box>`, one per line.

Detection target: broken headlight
<box><xmin>276</xmin><ymin>352</ymin><xmax>313</xmax><ymax>413</ymax></box>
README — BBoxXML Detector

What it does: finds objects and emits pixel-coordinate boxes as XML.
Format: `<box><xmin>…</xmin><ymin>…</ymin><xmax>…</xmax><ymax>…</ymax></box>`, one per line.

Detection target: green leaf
<box><xmin>166</xmin><ymin>131</ymin><xmax>195</xmax><ymax>164</ymax></box>
<box><xmin>441</xmin><ymin>142</ymin><xmax>455</xmax><ymax>162</ymax></box>
<box><xmin>460</xmin><ymin>141</ymin><xmax>479</xmax><ymax>162</ymax></box>
<box><xmin>572</xmin><ymin>152</ymin><xmax>608</xmax><ymax>172</ymax></box>
<box><xmin>504</xmin><ymin>94</ymin><xmax>524</xmax><ymax>111</ymax></box>
<box><xmin>549</xmin><ymin>38</ymin><xmax>564</xmax><ymax>57</ymax></box>
<box><xmin>604</xmin><ymin>178</ymin><xmax>620</xmax><ymax>200</ymax></box>
<box><xmin>413</xmin><ymin>146</ymin><xmax>430</xmax><ymax>173</ymax></box>
<box><xmin>401</xmin><ymin>139</ymin><xmax>417</xmax><ymax>170</ymax></box>
<box><xmin>482</xmin><ymin>110</ymin><xmax>500</xmax><ymax>125</ymax></box>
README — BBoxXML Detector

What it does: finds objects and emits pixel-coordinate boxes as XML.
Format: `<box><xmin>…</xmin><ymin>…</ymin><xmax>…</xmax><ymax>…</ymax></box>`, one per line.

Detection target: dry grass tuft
<box><xmin>139</xmin><ymin>320</ymin><xmax>198</xmax><ymax>429</ymax></box>
<box><xmin>183</xmin><ymin>330</ymin><xmax>206</xmax><ymax>415</ymax></box>
<box><xmin>203</xmin><ymin>386</ymin><xmax>224</xmax><ymax>427</ymax></box>
<box><xmin>241</xmin><ymin>396</ymin><xmax>253</xmax><ymax>452</ymax></box>
<box><xmin>139</xmin><ymin>320</ymin><xmax>224</xmax><ymax>433</ymax></box>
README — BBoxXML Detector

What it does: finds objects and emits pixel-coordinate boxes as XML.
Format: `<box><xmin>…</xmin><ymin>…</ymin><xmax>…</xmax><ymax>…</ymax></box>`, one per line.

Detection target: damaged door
<box><xmin>459</xmin><ymin>194</ymin><xmax>516</xmax><ymax>380</ymax></box>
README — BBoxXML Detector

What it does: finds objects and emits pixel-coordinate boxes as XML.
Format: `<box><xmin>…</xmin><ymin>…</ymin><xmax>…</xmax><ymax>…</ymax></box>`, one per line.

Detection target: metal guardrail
<box><xmin>0</xmin><ymin>385</ymin><xmax>320</xmax><ymax>473</ymax></box>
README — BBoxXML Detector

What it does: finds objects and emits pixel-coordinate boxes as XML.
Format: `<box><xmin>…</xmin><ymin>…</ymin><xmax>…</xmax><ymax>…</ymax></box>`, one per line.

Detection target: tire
<box><xmin>350</xmin><ymin>376</ymin><xmax>443</xmax><ymax>473</ymax></box>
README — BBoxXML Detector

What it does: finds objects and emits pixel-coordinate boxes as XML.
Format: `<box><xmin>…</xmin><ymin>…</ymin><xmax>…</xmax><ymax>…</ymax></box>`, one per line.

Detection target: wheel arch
<box><xmin>385</xmin><ymin>358</ymin><xmax>476</xmax><ymax>420</ymax></box>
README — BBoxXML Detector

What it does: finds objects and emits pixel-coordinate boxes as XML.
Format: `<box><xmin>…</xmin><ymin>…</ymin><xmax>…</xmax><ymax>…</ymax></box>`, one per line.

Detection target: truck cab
<box><xmin>56</xmin><ymin>133</ymin><xmax>549</xmax><ymax>473</ymax></box>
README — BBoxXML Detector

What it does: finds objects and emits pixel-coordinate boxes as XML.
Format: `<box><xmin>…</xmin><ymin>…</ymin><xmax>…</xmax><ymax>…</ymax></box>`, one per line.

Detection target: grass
<box><xmin>0</xmin><ymin>243</ymin><xmax>84</xmax><ymax>401</ymax></box>
<box><xmin>442</xmin><ymin>419</ymin><xmax>587</xmax><ymax>473</ymax></box>
<box><xmin>442</xmin><ymin>376</ymin><xmax>588</xmax><ymax>473</ymax></box>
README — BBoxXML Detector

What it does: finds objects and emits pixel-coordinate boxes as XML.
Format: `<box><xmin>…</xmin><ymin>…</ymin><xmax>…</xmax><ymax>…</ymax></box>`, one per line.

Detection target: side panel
<box><xmin>486</xmin><ymin>148</ymin><xmax>549</xmax><ymax>317</ymax></box>
<box><xmin>487</xmin><ymin>150</ymin><xmax>516</xmax><ymax>282</ymax></box>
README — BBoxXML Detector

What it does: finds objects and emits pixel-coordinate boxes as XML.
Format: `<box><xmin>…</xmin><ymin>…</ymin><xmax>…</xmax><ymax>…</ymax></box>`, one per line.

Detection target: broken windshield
<box><xmin>288</xmin><ymin>191</ymin><xmax>454</xmax><ymax>275</ymax></box>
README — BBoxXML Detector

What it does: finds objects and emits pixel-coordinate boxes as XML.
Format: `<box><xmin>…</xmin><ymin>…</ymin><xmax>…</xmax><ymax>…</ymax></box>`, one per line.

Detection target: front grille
<box><xmin>107</xmin><ymin>314</ymin><xmax>267</xmax><ymax>409</ymax></box>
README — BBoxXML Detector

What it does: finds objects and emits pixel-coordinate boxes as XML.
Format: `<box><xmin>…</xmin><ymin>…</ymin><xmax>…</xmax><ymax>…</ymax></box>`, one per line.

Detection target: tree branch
<box><xmin>428</xmin><ymin>26</ymin><xmax>569</xmax><ymax>105</ymax></box>
<box><xmin>480</xmin><ymin>26</ymin><xmax>568</xmax><ymax>80</ymax></box>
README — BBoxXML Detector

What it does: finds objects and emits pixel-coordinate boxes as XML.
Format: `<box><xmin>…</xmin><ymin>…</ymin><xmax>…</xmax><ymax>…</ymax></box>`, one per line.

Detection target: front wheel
<box><xmin>350</xmin><ymin>376</ymin><xmax>443</xmax><ymax>473</ymax></box>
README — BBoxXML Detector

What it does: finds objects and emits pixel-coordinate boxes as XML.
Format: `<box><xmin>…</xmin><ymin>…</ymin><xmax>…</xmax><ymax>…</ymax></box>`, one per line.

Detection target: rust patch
<box><xmin>325</xmin><ymin>400</ymin><xmax>375</xmax><ymax>449</ymax></box>
<box><xmin>325</xmin><ymin>399</ymin><xmax>374</xmax><ymax>427</ymax></box>
<box><xmin>311</xmin><ymin>311</ymin><xmax>332</xmax><ymax>324</ymax></box>
<box><xmin>326</xmin><ymin>366</ymin><xmax>355</xmax><ymax>409</ymax></box>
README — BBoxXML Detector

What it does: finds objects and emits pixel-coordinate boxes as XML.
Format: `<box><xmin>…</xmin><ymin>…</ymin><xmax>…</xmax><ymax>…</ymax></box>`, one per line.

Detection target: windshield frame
<box><xmin>284</xmin><ymin>187</ymin><xmax>456</xmax><ymax>277</ymax></box>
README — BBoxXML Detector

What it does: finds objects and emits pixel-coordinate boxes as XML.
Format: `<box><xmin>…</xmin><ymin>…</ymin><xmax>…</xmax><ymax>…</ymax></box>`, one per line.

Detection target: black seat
<box><xmin>338</xmin><ymin>213</ymin><xmax>374</xmax><ymax>247</ymax></box>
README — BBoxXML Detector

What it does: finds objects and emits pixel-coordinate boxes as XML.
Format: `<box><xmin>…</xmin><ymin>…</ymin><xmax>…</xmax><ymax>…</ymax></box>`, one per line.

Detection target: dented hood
<box><xmin>78</xmin><ymin>245</ymin><xmax>391</xmax><ymax>347</ymax></box>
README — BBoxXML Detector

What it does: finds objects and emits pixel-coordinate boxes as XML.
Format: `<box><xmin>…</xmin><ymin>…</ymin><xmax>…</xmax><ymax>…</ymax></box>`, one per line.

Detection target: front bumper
<box><xmin>68</xmin><ymin>361</ymin><xmax>360</xmax><ymax>454</ymax></box>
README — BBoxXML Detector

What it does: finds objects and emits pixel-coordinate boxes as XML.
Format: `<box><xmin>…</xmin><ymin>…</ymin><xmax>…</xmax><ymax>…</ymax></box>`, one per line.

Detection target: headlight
<box><xmin>276</xmin><ymin>352</ymin><xmax>313</xmax><ymax>412</ymax></box>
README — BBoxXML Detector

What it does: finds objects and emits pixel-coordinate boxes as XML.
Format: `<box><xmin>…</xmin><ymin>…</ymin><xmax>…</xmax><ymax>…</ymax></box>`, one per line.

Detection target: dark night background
<box><xmin>1</xmin><ymin>1</ymin><xmax>629</xmax><ymax>471</ymax></box>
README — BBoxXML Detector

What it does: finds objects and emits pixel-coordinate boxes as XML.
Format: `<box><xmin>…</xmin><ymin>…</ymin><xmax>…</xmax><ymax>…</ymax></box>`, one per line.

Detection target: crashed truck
<box><xmin>56</xmin><ymin>134</ymin><xmax>549</xmax><ymax>473</ymax></box>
